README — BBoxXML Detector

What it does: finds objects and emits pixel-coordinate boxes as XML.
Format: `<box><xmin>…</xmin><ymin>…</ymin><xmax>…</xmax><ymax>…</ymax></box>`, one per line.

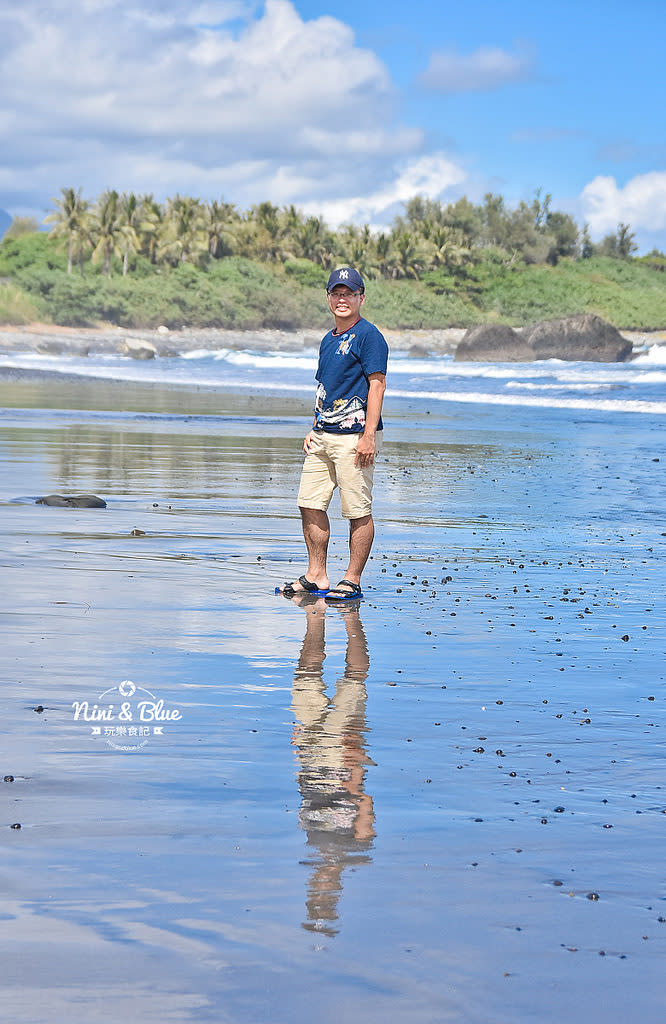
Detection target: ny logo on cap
<box><xmin>338</xmin><ymin>269</ymin><xmax>349</xmax><ymax>279</ymax></box>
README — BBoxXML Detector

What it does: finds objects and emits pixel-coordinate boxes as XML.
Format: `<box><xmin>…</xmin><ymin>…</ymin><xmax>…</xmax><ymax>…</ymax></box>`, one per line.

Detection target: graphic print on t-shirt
<box><xmin>336</xmin><ymin>332</ymin><xmax>354</xmax><ymax>356</ymax></box>
<box><xmin>314</xmin><ymin>384</ymin><xmax>366</xmax><ymax>431</ymax></box>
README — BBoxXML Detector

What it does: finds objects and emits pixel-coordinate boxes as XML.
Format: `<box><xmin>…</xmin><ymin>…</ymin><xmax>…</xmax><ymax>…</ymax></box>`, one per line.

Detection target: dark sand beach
<box><xmin>0</xmin><ymin>360</ymin><xmax>664</xmax><ymax>1023</ymax></box>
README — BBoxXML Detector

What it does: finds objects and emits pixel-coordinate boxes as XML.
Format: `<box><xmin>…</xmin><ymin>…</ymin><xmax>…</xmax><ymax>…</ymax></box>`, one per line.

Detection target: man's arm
<box><xmin>355</xmin><ymin>372</ymin><xmax>386</xmax><ymax>467</ymax></box>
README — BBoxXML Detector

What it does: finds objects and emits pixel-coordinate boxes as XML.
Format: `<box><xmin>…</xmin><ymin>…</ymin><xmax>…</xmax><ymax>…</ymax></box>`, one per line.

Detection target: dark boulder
<box><xmin>523</xmin><ymin>314</ymin><xmax>633</xmax><ymax>362</ymax></box>
<box><xmin>455</xmin><ymin>314</ymin><xmax>633</xmax><ymax>363</ymax></box>
<box><xmin>407</xmin><ymin>344</ymin><xmax>431</xmax><ymax>359</ymax></box>
<box><xmin>36</xmin><ymin>494</ymin><xmax>107</xmax><ymax>508</ymax></box>
<box><xmin>454</xmin><ymin>323</ymin><xmax>533</xmax><ymax>362</ymax></box>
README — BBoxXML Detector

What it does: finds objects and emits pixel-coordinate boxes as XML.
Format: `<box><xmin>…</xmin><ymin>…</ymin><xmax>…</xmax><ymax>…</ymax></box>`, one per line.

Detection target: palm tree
<box><xmin>158</xmin><ymin>195</ymin><xmax>207</xmax><ymax>265</ymax></box>
<box><xmin>205</xmin><ymin>199</ymin><xmax>239</xmax><ymax>258</ymax></box>
<box><xmin>388</xmin><ymin>230</ymin><xmax>427</xmax><ymax>280</ymax></box>
<box><xmin>43</xmin><ymin>187</ymin><xmax>89</xmax><ymax>274</ymax></box>
<box><xmin>428</xmin><ymin>225</ymin><xmax>471</xmax><ymax>272</ymax></box>
<box><xmin>136</xmin><ymin>194</ymin><xmax>163</xmax><ymax>264</ymax></box>
<box><xmin>293</xmin><ymin>215</ymin><xmax>335</xmax><ymax>266</ymax></box>
<box><xmin>245</xmin><ymin>202</ymin><xmax>288</xmax><ymax>261</ymax></box>
<box><xmin>339</xmin><ymin>224</ymin><xmax>379</xmax><ymax>278</ymax></box>
<box><xmin>374</xmin><ymin>233</ymin><xmax>393</xmax><ymax>278</ymax></box>
<box><xmin>91</xmin><ymin>189</ymin><xmax>122</xmax><ymax>277</ymax></box>
<box><xmin>117</xmin><ymin>192</ymin><xmax>141</xmax><ymax>276</ymax></box>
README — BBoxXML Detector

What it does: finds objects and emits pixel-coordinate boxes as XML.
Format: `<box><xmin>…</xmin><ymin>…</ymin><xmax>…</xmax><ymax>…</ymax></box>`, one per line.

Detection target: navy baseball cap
<box><xmin>326</xmin><ymin>267</ymin><xmax>365</xmax><ymax>292</ymax></box>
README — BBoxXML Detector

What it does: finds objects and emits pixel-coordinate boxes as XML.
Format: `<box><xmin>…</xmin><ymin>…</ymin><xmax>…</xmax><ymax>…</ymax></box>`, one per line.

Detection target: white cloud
<box><xmin>580</xmin><ymin>172</ymin><xmax>666</xmax><ymax>236</ymax></box>
<box><xmin>302</xmin><ymin>153</ymin><xmax>467</xmax><ymax>229</ymax></box>
<box><xmin>419</xmin><ymin>44</ymin><xmax>534</xmax><ymax>94</ymax></box>
<box><xmin>1</xmin><ymin>0</ymin><xmax>390</xmax><ymax>138</ymax></box>
<box><xmin>0</xmin><ymin>0</ymin><xmax>427</xmax><ymax>216</ymax></box>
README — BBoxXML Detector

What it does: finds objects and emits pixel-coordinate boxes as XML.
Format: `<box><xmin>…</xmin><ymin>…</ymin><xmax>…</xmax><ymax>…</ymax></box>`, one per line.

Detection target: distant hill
<box><xmin>0</xmin><ymin>209</ymin><xmax>11</xmax><ymax>240</ymax></box>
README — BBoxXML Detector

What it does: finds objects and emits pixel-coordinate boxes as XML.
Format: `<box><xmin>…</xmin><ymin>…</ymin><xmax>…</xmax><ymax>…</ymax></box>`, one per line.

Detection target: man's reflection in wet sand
<box><xmin>290</xmin><ymin>597</ymin><xmax>375</xmax><ymax>937</ymax></box>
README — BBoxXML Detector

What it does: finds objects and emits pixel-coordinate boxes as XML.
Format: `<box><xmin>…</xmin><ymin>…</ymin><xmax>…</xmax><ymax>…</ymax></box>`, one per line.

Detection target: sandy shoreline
<box><xmin>0</xmin><ymin>376</ymin><xmax>664</xmax><ymax>1023</ymax></box>
<box><xmin>1</xmin><ymin>322</ymin><xmax>665</xmax><ymax>374</ymax></box>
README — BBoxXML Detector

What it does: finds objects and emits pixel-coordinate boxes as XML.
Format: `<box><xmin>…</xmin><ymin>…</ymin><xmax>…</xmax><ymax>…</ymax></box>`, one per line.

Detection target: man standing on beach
<box><xmin>279</xmin><ymin>267</ymin><xmax>388</xmax><ymax>601</ymax></box>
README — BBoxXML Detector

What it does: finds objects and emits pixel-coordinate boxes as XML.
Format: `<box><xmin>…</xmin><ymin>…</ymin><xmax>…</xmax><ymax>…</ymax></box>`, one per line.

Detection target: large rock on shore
<box><xmin>119</xmin><ymin>338</ymin><xmax>157</xmax><ymax>360</ymax></box>
<box><xmin>454</xmin><ymin>323</ymin><xmax>533</xmax><ymax>362</ymax></box>
<box><xmin>36</xmin><ymin>494</ymin><xmax>107</xmax><ymax>508</ymax></box>
<box><xmin>523</xmin><ymin>314</ymin><xmax>633</xmax><ymax>362</ymax></box>
<box><xmin>455</xmin><ymin>314</ymin><xmax>633</xmax><ymax>363</ymax></box>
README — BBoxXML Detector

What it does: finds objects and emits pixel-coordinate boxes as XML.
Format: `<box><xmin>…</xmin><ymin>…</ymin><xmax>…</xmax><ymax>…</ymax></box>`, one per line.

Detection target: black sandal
<box><xmin>277</xmin><ymin>575</ymin><xmax>330</xmax><ymax>597</ymax></box>
<box><xmin>324</xmin><ymin>579</ymin><xmax>363</xmax><ymax>601</ymax></box>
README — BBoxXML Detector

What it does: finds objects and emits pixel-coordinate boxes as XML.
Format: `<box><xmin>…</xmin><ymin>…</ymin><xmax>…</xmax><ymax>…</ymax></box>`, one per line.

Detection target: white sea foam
<box><xmin>180</xmin><ymin>348</ymin><xmax>224</xmax><ymax>360</ymax></box>
<box><xmin>220</xmin><ymin>349</ymin><xmax>318</xmax><ymax>370</ymax></box>
<box><xmin>505</xmin><ymin>381</ymin><xmax>608</xmax><ymax>392</ymax></box>
<box><xmin>182</xmin><ymin>348</ymin><xmax>318</xmax><ymax>370</ymax></box>
<box><xmin>389</xmin><ymin>387</ymin><xmax>666</xmax><ymax>414</ymax></box>
<box><xmin>633</xmin><ymin>344</ymin><xmax>666</xmax><ymax>366</ymax></box>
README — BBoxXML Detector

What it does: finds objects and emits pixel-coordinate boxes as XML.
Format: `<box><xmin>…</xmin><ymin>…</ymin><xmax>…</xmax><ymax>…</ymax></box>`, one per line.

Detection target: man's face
<box><xmin>327</xmin><ymin>285</ymin><xmax>364</xmax><ymax>318</ymax></box>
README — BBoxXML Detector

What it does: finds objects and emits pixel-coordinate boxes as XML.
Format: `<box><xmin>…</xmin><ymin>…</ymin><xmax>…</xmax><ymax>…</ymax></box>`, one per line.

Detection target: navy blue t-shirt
<box><xmin>313</xmin><ymin>317</ymin><xmax>389</xmax><ymax>434</ymax></box>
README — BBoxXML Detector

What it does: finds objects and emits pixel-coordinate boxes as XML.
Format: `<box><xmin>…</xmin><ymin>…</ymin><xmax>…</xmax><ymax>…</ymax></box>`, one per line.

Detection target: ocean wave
<box><xmin>505</xmin><ymin>381</ymin><xmax>608</xmax><ymax>392</ymax></box>
<box><xmin>632</xmin><ymin>344</ymin><xmax>666</xmax><ymax>366</ymax></box>
<box><xmin>389</xmin><ymin>387</ymin><xmax>666</xmax><ymax>415</ymax></box>
<box><xmin>2</xmin><ymin>349</ymin><xmax>665</xmax><ymax>414</ymax></box>
<box><xmin>182</xmin><ymin>348</ymin><xmax>318</xmax><ymax>370</ymax></box>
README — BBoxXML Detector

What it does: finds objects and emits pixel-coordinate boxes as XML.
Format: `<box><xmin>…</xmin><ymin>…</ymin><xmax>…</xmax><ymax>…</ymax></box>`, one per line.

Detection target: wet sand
<box><xmin>0</xmin><ymin>374</ymin><xmax>664</xmax><ymax>1023</ymax></box>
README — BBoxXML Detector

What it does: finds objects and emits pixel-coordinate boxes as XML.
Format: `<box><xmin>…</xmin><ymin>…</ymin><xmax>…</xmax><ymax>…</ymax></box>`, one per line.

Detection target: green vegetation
<box><xmin>0</xmin><ymin>282</ymin><xmax>43</xmax><ymax>325</ymax></box>
<box><xmin>1</xmin><ymin>187</ymin><xmax>665</xmax><ymax>330</ymax></box>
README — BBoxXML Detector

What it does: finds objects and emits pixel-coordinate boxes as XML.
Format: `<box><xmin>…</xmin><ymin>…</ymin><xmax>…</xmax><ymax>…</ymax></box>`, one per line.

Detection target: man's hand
<box><xmin>354</xmin><ymin>373</ymin><xmax>385</xmax><ymax>467</ymax></box>
<box><xmin>354</xmin><ymin>431</ymin><xmax>376</xmax><ymax>467</ymax></box>
<box><xmin>303</xmin><ymin>430</ymin><xmax>316</xmax><ymax>454</ymax></box>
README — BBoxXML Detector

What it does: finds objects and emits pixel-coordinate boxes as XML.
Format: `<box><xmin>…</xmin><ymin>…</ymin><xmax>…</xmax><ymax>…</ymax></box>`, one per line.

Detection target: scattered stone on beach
<box><xmin>454</xmin><ymin>323</ymin><xmax>533</xmax><ymax>362</ymax></box>
<box><xmin>119</xmin><ymin>337</ymin><xmax>157</xmax><ymax>360</ymax></box>
<box><xmin>36</xmin><ymin>494</ymin><xmax>107</xmax><ymax>508</ymax></box>
<box><xmin>455</xmin><ymin>313</ymin><xmax>633</xmax><ymax>362</ymax></box>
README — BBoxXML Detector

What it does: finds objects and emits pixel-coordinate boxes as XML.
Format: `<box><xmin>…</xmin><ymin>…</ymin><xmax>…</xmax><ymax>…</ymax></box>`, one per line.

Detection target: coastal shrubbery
<box><xmin>1</xmin><ymin>187</ymin><xmax>666</xmax><ymax>329</ymax></box>
<box><xmin>0</xmin><ymin>282</ymin><xmax>43</xmax><ymax>325</ymax></box>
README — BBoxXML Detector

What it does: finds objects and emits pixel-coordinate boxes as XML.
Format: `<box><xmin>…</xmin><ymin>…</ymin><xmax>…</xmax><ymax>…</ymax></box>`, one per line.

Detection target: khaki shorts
<box><xmin>297</xmin><ymin>430</ymin><xmax>382</xmax><ymax>519</ymax></box>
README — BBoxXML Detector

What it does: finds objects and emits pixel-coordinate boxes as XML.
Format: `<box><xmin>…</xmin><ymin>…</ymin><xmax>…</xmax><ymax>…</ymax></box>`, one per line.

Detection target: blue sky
<box><xmin>1</xmin><ymin>0</ymin><xmax>665</xmax><ymax>250</ymax></box>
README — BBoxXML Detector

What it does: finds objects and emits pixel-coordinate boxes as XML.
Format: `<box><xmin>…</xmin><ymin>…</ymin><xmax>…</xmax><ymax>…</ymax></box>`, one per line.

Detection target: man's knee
<box><xmin>300</xmin><ymin>505</ymin><xmax>330</xmax><ymax>522</ymax></box>
<box><xmin>349</xmin><ymin>513</ymin><xmax>372</xmax><ymax>527</ymax></box>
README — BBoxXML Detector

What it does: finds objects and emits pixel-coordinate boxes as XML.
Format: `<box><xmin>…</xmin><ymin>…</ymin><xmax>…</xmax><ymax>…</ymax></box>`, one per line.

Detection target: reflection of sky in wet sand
<box><xmin>0</xmin><ymin>376</ymin><xmax>664</xmax><ymax>1023</ymax></box>
<box><xmin>290</xmin><ymin>598</ymin><xmax>374</xmax><ymax>935</ymax></box>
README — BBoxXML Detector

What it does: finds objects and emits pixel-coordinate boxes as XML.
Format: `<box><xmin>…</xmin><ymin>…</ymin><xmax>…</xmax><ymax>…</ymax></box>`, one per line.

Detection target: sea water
<box><xmin>1</xmin><ymin>341</ymin><xmax>666</xmax><ymax>415</ymax></box>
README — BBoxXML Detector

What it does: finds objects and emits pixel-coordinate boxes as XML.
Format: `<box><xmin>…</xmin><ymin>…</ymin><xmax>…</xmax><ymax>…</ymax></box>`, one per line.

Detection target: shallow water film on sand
<box><xmin>0</xmin><ymin>374</ymin><xmax>664</xmax><ymax>1023</ymax></box>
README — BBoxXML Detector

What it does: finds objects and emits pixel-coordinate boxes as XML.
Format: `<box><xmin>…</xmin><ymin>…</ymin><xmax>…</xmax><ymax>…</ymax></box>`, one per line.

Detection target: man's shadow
<box><xmin>289</xmin><ymin>596</ymin><xmax>375</xmax><ymax>937</ymax></box>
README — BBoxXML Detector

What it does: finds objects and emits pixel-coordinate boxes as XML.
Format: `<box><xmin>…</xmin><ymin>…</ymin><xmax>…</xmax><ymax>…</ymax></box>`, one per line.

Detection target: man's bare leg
<box><xmin>342</xmin><ymin>513</ymin><xmax>374</xmax><ymax>587</ymax></box>
<box><xmin>278</xmin><ymin>507</ymin><xmax>330</xmax><ymax>595</ymax></box>
<box><xmin>287</xmin><ymin>506</ymin><xmax>330</xmax><ymax>592</ymax></box>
